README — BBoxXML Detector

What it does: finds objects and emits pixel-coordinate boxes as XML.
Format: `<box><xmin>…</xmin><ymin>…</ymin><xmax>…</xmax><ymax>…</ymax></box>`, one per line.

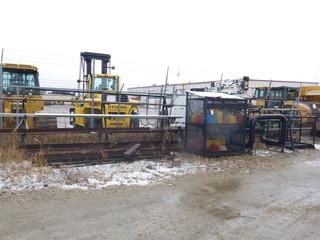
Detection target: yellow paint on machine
<box><xmin>1</xmin><ymin>63</ymin><xmax>44</xmax><ymax>129</ymax></box>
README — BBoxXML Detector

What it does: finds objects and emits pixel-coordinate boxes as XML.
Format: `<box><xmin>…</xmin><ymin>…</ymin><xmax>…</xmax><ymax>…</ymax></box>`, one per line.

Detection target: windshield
<box><xmin>2</xmin><ymin>70</ymin><xmax>40</xmax><ymax>94</ymax></box>
<box><xmin>269</xmin><ymin>89</ymin><xmax>283</xmax><ymax>99</ymax></box>
<box><xmin>254</xmin><ymin>88</ymin><xmax>267</xmax><ymax>99</ymax></box>
<box><xmin>94</xmin><ymin>77</ymin><xmax>117</xmax><ymax>91</ymax></box>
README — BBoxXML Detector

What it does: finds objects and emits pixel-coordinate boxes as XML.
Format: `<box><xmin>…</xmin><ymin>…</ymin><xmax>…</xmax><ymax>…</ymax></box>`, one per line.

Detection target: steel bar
<box><xmin>259</xmin><ymin>108</ymin><xmax>300</xmax><ymax>111</ymax></box>
<box><xmin>0</xmin><ymin>97</ymin><xmax>186</xmax><ymax>107</ymax></box>
<box><xmin>0</xmin><ymin>112</ymin><xmax>183</xmax><ymax>119</ymax></box>
<box><xmin>0</xmin><ymin>84</ymin><xmax>185</xmax><ymax>97</ymax></box>
<box><xmin>0</xmin><ymin>127</ymin><xmax>183</xmax><ymax>134</ymax></box>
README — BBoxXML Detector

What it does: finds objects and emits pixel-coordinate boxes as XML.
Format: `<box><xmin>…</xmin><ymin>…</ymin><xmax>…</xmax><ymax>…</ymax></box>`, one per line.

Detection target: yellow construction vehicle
<box><xmin>299</xmin><ymin>85</ymin><xmax>320</xmax><ymax>130</ymax></box>
<box><xmin>251</xmin><ymin>86</ymin><xmax>311</xmax><ymax>118</ymax></box>
<box><xmin>0</xmin><ymin>63</ymin><xmax>44</xmax><ymax>128</ymax></box>
<box><xmin>300</xmin><ymin>86</ymin><xmax>320</xmax><ymax>102</ymax></box>
<box><xmin>71</xmin><ymin>52</ymin><xmax>139</xmax><ymax>128</ymax></box>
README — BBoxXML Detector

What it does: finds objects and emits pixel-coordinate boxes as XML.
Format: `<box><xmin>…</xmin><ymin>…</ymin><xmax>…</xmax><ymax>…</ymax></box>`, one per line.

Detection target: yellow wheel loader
<box><xmin>0</xmin><ymin>63</ymin><xmax>44</xmax><ymax>129</ymax></box>
<box><xmin>251</xmin><ymin>86</ymin><xmax>311</xmax><ymax>119</ymax></box>
<box><xmin>300</xmin><ymin>85</ymin><xmax>320</xmax><ymax>131</ymax></box>
<box><xmin>71</xmin><ymin>52</ymin><xmax>139</xmax><ymax>128</ymax></box>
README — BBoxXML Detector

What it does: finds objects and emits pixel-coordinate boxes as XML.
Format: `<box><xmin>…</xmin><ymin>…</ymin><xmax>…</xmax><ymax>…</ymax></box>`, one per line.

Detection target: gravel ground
<box><xmin>1</xmin><ymin>149</ymin><xmax>320</xmax><ymax>240</ymax></box>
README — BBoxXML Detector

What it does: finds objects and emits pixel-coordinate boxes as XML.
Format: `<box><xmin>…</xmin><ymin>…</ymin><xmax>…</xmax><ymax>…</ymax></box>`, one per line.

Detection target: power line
<box><xmin>5</xmin><ymin>48</ymin><xmax>79</xmax><ymax>60</ymax></box>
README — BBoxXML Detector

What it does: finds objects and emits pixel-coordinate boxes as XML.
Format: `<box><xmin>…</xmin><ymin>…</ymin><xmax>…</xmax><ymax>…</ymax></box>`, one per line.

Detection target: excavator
<box><xmin>0</xmin><ymin>63</ymin><xmax>44</xmax><ymax>129</ymax></box>
<box><xmin>71</xmin><ymin>52</ymin><xmax>139</xmax><ymax>128</ymax></box>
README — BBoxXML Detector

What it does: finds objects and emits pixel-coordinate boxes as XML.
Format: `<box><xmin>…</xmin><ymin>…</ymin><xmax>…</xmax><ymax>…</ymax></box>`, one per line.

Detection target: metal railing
<box><xmin>0</xmin><ymin>84</ymin><xmax>186</xmax><ymax>130</ymax></box>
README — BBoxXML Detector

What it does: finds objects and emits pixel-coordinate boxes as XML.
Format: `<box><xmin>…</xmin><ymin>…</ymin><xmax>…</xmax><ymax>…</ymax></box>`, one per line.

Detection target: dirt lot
<box><xmin>1</xmin><ymin>149</ymin><xmax>320</xmax><ymax>240</ymax></box>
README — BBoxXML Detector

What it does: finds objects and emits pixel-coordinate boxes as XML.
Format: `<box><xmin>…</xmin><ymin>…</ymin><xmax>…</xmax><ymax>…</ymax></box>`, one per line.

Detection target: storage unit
<box><xmin>185</xmin><ymin>91</ymin><xmax>247</xmax><ymax>156</ymax></box>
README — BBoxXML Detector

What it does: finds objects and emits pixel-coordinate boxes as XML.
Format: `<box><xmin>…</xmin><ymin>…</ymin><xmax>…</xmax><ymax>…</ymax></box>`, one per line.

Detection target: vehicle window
<box><xmin>254</xmin><ymin>89</ymin><xmax>266</xmax><ymax>98</ymax></box>
<box><xmin>2</xmin><ymin>72</ymin><xmax>11</xmax><ymax>86</ymax></box>
<box><xmin>287</xmin><ymin>89</ymin><xmax>298</xmax><ymax>100</ymax></box>
<box><xmin>275</xmin><ymin>90</ymin><xmax>282</xmax><ymax>99</ymax></box>
<box><xmin>2</xmin><ymin>70</ymin><xmax>39</xmax><ymax>94</ymax></box>
<box><xmin>259</xmin><ymin>89</ymin><xmax>266</xmax><ymax>98</ymax></box>
<box><xmin>94</xmin><ymin>78</ymin><xmax>103</xmax><ymax>90</ymax></box>
<box><xmin>268</xmin><ymin>90</ymin><xmax>275</xmax><ymax>98</ymax></box>
<box><xmin>254</xmin><ymin>89</ymin><xmax>259</xmax><ymax>98</ymax></box>
<box><xmin>25</xmin><ymin>74</ymin><xmax>36</xmax><ymax>87</ymax></box>
<box><xmin>2</xmin><ymin>71</ymin><xmax>37</xmax><ymax>87</ymax></box>
<box><xmin>94</xmin><ymin>77</ymin><xmax>116</xmax><ymax>91</ymax></box>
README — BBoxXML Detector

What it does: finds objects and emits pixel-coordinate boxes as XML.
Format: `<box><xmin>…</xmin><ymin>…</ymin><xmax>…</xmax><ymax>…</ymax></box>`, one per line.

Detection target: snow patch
<box><xmin>254</xmin><ymin>149</ymin><xmax>274</xmax><ymax>157</ymax></box>
<box><xmin>0</xmin><ymin>160</ymin><xmax>215</xmax><ymax>193</ymax></box>
<box><xmin>314</xmin><ymin>144</ymin><xmax>320</xmax><ymax>150</ymax></box>
<box><xmin>254</xmin><ymin>148</ymin><xmax>292</xmax><ymax>157</ymax></box>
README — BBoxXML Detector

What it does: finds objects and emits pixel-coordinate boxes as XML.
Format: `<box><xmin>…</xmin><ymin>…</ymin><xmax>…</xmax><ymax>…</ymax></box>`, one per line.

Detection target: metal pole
<box><xmin>265</xmin><ymin>79</ymin><xmax>272</xmax><ymax>108</ymax></box>
<box><xmin>0</xmin><ymin>48</ymin><xmax>3</xmax><ymax>63</ymax></box>
<box><xmin>312</xmin><ymin>117</ymin><xmax>316</xmax><ymax>146</ymax></box>
<box><xmin>146</xmin><ymin>93</ymin><xmax>150</xmax><ymax>126</ymax></box>
<box><xmin>163</xmin><ymin>66</ymin><xmax>169</xmax><ymax>97</ymax></box>
<box><xmin>77</xmin><ymin>56</ymin><xmax>82</xmax><ymax>91</ymax></box>
<box><xmin>160</xmin><ymin>67</ymin><xmax>169</xmax><ymax>128</ymax></box>
<box><xmin>0</xmin><ymin>48</ymin><xmax>4</xmax><ymax>129</ymax></box>
<box><xmin>158</xmin><ymin>86</ymin><xmax>163</xmax><ymax>114</ymax></box>
<box><xmin>169</xmin><ymin>86</ymin><xmax>175</xmax><ymax>115</ymax></box>
<box><xmin>82</xmin><ymin>57</ymin><xmax>85</xmax><ymax>93</ymax></box>
<box><xmin>90</xmin><ymin>59</ymin><xmax>95</xmax><ymax>128</ymax></box>
<box><xmin>16</xmin><ymin>87</ymin><xmax>20</xmax><ymax>128</ymax></box>
<box><xmin>299</xmin><ymin>117</ymin><xmax>302</xmax><ymax>143</ymax></box>
<box><xmin>219</xmin><ymin>72</ymin><xmax>223</xmax><ymax>92</ymax></box>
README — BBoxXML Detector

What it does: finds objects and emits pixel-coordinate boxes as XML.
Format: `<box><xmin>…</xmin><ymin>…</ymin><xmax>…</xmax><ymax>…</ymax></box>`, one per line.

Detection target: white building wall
<box><xmin>128</xmin><ymin>79</ymin><xmax>319</xmax><ymax>95</ymax></box>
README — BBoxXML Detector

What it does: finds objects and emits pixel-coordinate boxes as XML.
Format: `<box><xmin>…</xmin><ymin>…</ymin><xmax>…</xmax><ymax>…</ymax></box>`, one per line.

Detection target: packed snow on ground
<box><xmin>304</xmin><ymin>160</ymin><xmax>320</xmax><ymax>167</ymax></box>
<box><xmin>253</xmin><ymin>146</ymin><xmax>294</xmax><ymax>157</ymax></box>
<box><xmin>0</xmin><ymin>159</ymin><xmax>222</xmax><ymax>193</ymax></box>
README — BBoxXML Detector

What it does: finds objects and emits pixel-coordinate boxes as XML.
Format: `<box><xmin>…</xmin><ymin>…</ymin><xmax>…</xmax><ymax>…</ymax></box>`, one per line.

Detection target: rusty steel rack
<box><xmin>0</xmin><ymin>127</ymin><xmax>183</xmax><ymax>166</ymax></box>
<box><xmin>0</xmin><ymin>84</ymin><xmax>186</xmax><ymax>165</ymax></box>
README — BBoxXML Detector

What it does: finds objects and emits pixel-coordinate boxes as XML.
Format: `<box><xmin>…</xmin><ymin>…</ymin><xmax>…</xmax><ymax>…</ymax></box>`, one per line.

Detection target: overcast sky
<box><xmin>1</xmin><ymin>0</ymin><xmax>320</xmax><ymax>89</ymax></box>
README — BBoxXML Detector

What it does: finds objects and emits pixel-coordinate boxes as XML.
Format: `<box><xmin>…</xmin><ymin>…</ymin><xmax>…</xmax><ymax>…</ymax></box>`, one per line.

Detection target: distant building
<box><xmin>128</xmin><ymin>78</ymin><xmax>319</xmax><ymax>97</ymax></box>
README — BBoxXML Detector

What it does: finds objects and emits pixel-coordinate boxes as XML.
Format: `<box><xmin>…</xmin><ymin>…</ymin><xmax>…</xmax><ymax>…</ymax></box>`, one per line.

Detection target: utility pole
<box><xmin>0</xmin><ymin>48</ymin><xmax>4</xmax><ymax>129</ymax></box>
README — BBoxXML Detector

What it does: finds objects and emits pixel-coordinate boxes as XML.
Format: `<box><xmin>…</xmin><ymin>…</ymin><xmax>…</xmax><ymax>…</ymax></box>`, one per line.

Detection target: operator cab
<box><xmin>253</xmin><ymin>86</ymin><xmax>299</xmax><ymax>108</ymax></box>
<box><xmin>254</xmin><ymin>86</ymin><xmax>299</xmax><ymax>100</ymax></box>
<box><xmin>1</xmin><ymin>63</ymin><xmax>40</xmax><ymax>95</ymax></box>
<box><xmin>93</xmin><ymin>74</ymin><xmax>120</xmax><ymax>91</ymax></box>
<box><xmin>92</xmin><ymin>74</ymin><xmax>128</xmax><ymax>103</ymax></box>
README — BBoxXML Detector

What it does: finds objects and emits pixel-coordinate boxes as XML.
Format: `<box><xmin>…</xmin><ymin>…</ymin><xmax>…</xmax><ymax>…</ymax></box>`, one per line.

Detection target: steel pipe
<box><xmin>0</xmin><ymin>112</ymin><xmax>183</xmax><ymax>119</ymax></box>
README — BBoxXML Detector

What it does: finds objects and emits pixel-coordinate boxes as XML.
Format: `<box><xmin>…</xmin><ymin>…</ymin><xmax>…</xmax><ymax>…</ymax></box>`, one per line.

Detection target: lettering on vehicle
<box><xmin>106</xmin><ymin>105</ymin><xmax>129</xmax><ymax>109</ymax></box>
<box><xmin>305</xmin><ymin>90</ymin><xmax>320</xmax><ymax>96</ymax></box>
